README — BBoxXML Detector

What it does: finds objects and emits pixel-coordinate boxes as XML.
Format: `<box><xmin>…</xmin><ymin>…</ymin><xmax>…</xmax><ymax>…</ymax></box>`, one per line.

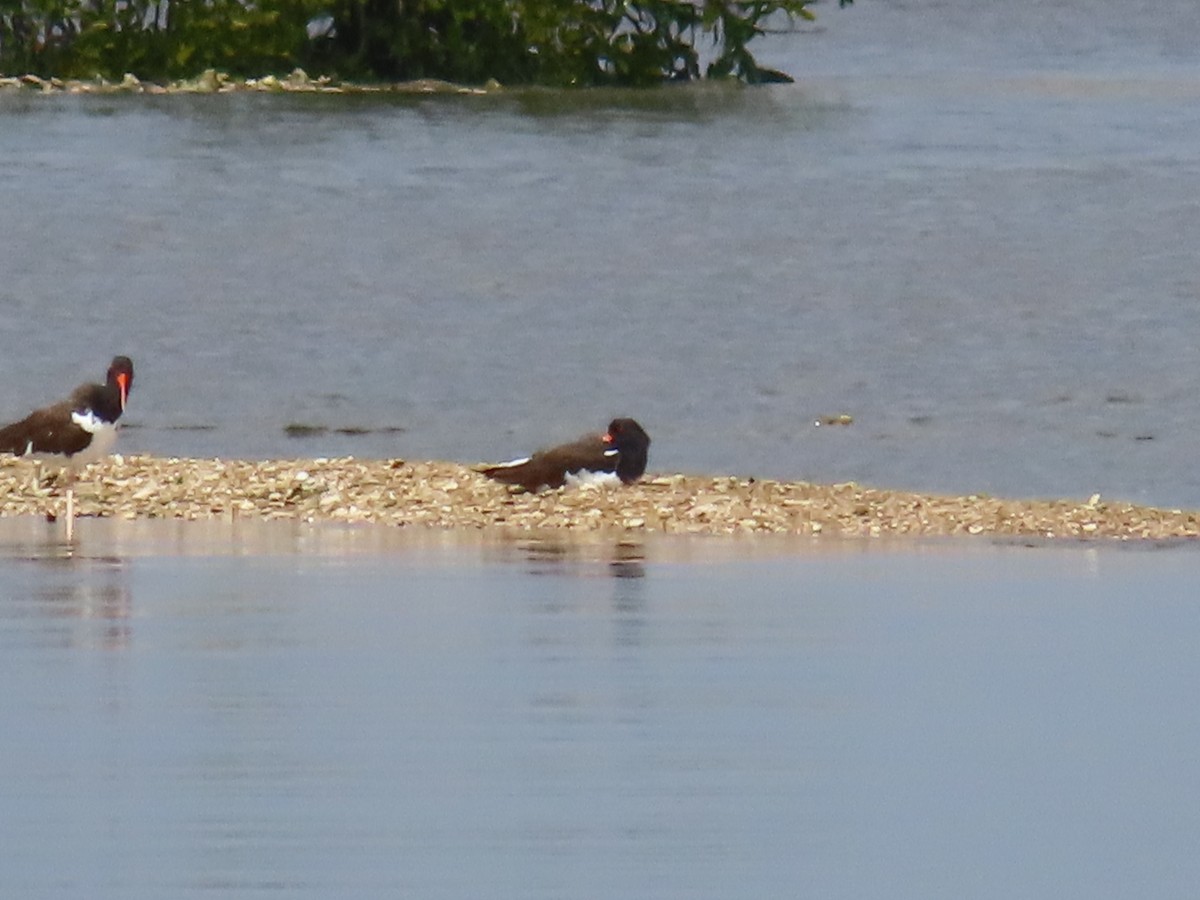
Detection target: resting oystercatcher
<box><xmin>478</xmin><ymin>417</ymin><xmax>650</xmax><ymax>492</ymax></box>
<box><xmin>0</xmin><ymin>356</ymin><xmax>134</xmax><ymax>537</ymax></box>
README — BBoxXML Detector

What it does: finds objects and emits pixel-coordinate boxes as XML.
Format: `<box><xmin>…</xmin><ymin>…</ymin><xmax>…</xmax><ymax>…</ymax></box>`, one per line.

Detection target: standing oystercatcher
<box><xmin>478</xmin><ymin>417</ymin><xmax>650</xmax><ymax>491</ymax></box>
<box><xmin>0</xmin><ymin>356</ymin><xmax>134</xmax><ymax>538</ymax></box>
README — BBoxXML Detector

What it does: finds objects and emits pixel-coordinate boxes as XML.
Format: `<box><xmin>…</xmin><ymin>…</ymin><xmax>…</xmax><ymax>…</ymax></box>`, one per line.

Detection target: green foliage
<box><xmin>322</xmin><ymin>0</ymin><xmax>534</xmax><ymax>84</ymax></box>
<box><xmin>0</xmin><ymin>0</ymin><xmax>322</xmax><ymax>79</ymax></box>
<box><xmin>0</xmin><ymin>0</ymin><xmax>850</xmax><ymax>85</ymax></box>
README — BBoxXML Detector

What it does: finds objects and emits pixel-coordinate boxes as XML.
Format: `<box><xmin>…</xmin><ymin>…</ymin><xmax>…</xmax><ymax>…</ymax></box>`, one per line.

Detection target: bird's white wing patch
<box><xmin>490</xmin><ymin>456</ymin><xmax>531</xmax><ymax>469</ymax></box>
<box><xmin>603</xmin><ymin>447</ymin><xmax>618</xmax><ymax>458</ymax></box>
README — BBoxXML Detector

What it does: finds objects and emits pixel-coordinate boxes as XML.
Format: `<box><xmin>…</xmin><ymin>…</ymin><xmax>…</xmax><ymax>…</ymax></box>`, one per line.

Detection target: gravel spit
<box><xmin>3</xmin><ymin>454</ymin><xmax>1197</xmax><ymax>541</ymax></box>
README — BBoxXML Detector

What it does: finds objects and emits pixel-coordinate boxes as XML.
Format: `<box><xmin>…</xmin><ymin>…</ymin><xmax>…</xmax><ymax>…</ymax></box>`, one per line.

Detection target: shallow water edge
<box><xmin>1</xmin><ymin>512</ymin><xmax>1196</xmax><ymax>568</ymax></box>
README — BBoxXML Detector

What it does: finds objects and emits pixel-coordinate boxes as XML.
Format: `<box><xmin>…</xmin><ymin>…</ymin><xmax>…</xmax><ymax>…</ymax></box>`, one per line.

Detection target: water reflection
<box><xmin>0</xmin><ymin>530</ymin><xmax>134</xmax><ymax>651</ymax></box>
<box><xmin>29</xmin><ymin>572</ymin><xmax>133</xmax><ymax>651</ymax></box>
<box><xmin>609</xmin><ymin>540</ymin><xmax>647</xmax><ymax>581</ymax></box>
<box><xmin>495</xmin><ymin>535</ymin><xmax>650</xmax><ymax>648</ymax></box>
<box><xmin>509</xmin><ymin>535</ymin><xmax>646</xmax><ymax>579</ymax></box>
<box><xmin>499</xmin><ymin>80</ymin><xmax>829</xmax><ymax>125</ymax></box>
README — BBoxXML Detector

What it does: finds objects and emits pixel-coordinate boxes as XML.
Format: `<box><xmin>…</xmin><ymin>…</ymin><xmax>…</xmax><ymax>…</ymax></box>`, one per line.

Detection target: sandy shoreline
<box><xmin>1</xmin><ymin>454</ymin><xmax>1196</xmax><ymax>541</ymax></box>
<box><xmin>0</xmin><ymin>69</ymin><xmax>491</xmax><ymax>95</ymax></box>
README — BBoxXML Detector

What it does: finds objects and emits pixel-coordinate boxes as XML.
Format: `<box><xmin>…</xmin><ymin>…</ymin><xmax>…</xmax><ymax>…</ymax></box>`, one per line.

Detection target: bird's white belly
<box><xmin>565</xmin><ymin>469</ymin><xmax>621</xmax><ymax>489</ymax></box>
<box><xmin>68</xmin><ymin>413</ymin><xmax>119</xmax><ymax>465</ymax></box>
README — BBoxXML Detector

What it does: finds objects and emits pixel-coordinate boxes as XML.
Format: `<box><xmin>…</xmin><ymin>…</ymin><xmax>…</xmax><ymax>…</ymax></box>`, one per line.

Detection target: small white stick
<box><xmin>65</xmin><ymin>487</ymin><xmax>75</xmax><ymax>542</ymax></box>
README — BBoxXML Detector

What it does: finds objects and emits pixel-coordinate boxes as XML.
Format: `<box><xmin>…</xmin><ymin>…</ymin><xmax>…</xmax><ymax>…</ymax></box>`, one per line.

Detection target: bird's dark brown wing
<box><xmin>0</xmin><ymin>401</ymin><xmax>92</xmax><ymax>457</ymax></box>
<box><xmin>479</xmin><ymin>433</ymin><xmax>615</xmax><ymax>491</ymax></box>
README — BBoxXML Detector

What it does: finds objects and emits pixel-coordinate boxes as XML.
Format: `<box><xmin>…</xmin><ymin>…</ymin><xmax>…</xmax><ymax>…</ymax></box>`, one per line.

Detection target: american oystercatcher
<box><xmin>478</xmin><ymin>417</ymin><xmax>650</xmax><ymax>492</ymax></box>
<box><xmin>0</xmin><ymin>356</ymin><xmax>134</xmax><ymax>537</ymax></box>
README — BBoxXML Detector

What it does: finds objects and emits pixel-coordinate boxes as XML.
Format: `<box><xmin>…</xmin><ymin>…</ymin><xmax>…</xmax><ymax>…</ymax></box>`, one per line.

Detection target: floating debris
<box><xmin>284</xmin><ymin>423</ymin><xmax>329</xmax><ymax>438</ymax></box>
<box><xmin>333</xmin><ymin>426</ymin><xmax>405</xmax><ymax>436</ymax></box>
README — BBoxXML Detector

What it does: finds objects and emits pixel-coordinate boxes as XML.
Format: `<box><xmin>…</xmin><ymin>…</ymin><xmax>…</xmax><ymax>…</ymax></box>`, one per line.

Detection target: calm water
<box><xmin>0</xmin><ymin>518</ymin><xmax>1198</xmax><ymax>898</ymax></box>
<box><xmin>3</xmin><ymin>1</ymin><xmax>1200</xmax><ymax>507</ymax></box>
<box><xmin>3</xmin><ymin>7</ymin><xmax>1200</xmax><ymax>894</ymax></box>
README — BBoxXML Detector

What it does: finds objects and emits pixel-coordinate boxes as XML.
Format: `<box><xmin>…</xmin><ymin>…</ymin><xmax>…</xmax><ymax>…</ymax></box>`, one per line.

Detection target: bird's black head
<box><xmin>107</xmin><ymin>356</ymin><xmax>134</xmax><ymax>411</ymax></box>
<box><xmin>603</xmin><ymin>417</ymin><xmax>650</xmax><ymax>483</ymax></box>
